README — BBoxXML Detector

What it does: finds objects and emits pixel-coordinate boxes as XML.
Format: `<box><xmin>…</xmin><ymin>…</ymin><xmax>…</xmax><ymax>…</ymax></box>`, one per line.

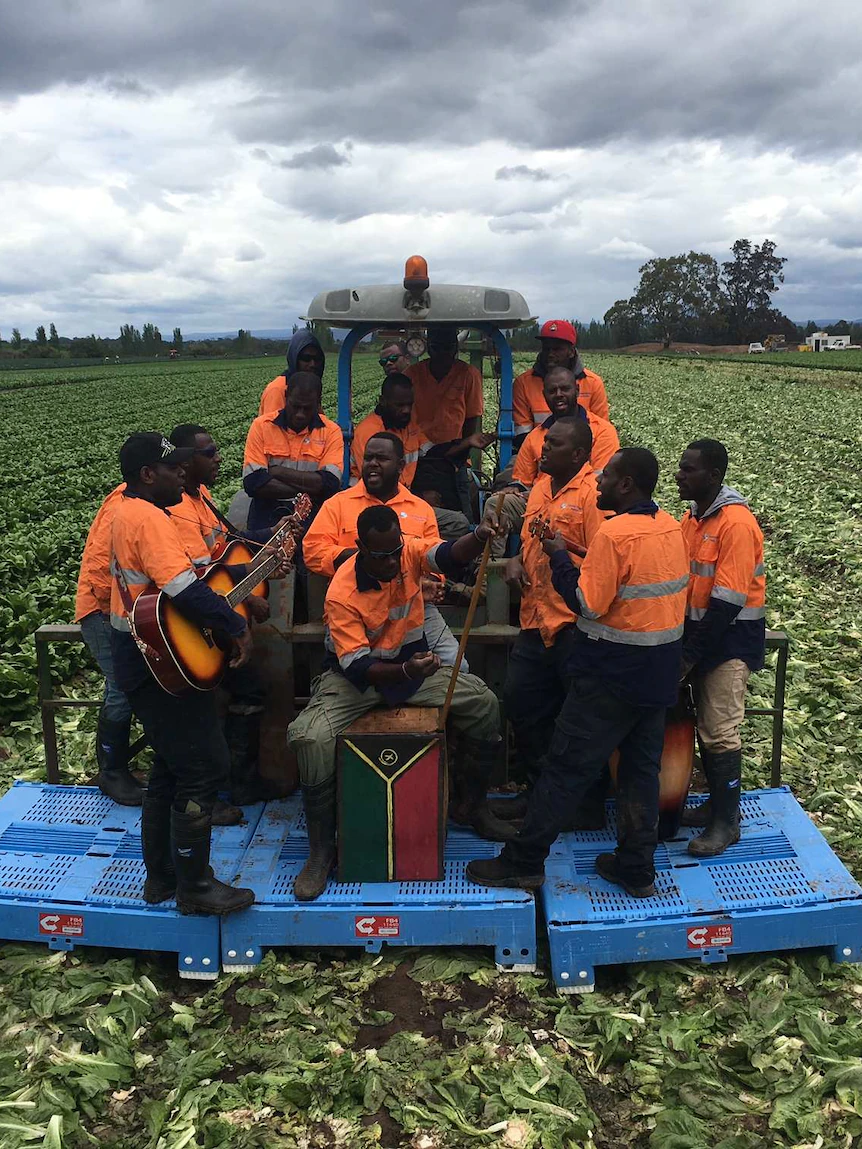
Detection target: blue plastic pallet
<box><xmin>220</xmin><ymin>795</ymin><xmax>537</xmax><ymax>973</ymax></box>
<box><xmin>0</xmin><ymin>783</ymin><xmax>264</xmax><ymax>979</ymax></box>
<box><xmin>542</xmin><ymin>786</ymin><xmax>862</xmax><ymax>993</ymax></box>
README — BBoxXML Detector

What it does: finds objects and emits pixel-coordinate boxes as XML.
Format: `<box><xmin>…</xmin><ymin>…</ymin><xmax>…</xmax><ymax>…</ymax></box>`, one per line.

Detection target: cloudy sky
<box><xmin>2</xmin><ymin>0</ymin><xmax>861</xmax><ymax>337</ymax></box>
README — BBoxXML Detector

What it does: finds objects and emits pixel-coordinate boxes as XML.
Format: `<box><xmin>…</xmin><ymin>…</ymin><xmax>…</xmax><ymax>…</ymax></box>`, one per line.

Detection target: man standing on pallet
<box><xmin>110</xmin><ymin>433</ymin><xmax>262</xmax><ymax>915</ymax></box>
<box><xmin>676</xmin><ymin>438</ymin><xmax>766</xmax><ymax>857</ymax></box>
<box><xmin>512</xmin><ymin>319</ymin><xmax>610</xmax><ymax>447</ymax></box>
<box><xmin>466</xmin><ymin>448</ymin><xmax>688</xmax><ymax>898</ymax></box>
<box><xmin>303</xmin><ymin>431</ymin><xmax>464</xmax><ymax>669</ymax></box>
<box><xmin>497</xmin><ymin>417</ymin><xmax>609</xmax><ymax>825</ymax></box>
<box><xmin>288</xmin><ymin>504</ymin><xmax>515</xmax><ymax>902</ymax></box>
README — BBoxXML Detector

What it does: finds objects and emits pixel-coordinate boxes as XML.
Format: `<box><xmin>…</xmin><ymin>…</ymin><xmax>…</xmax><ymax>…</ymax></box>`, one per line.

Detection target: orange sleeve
<box><xmin>576</xmin><ymin>527</ymin><xmax>622</xmax><ymax>620</ymax></box>
<box><xmin>465</xmin><ymin>365</ymin><xmax>484</xmax><ymax>419</ymax></box>
<box><xmin>321</xmin><ymin>421</ymin><xmax>345</xmax><ymax>480</ymax></box>
<box><xmin>350</xmin><ymin>419</ymin><xmax>370</xmax><ymax>484</ymax></box>
<box><xmin>170</xmin><ymin>509</ymin><xmax>211</xmax><ymax>567</ymax></box>
<box><xmin>131</xmin><ymin>513</ymin><xmax>199</xmax><ymax>596</ymax></box>
<box><xmin>713</xmin><ymin>518</ymin><xmax>760</xmax><ymax>601</ymax></box>
<box><xmin>590</xmin><ymin>419</ymin><xmax>620</xmax><ymax>472</ymax></box>
<box><xmin>581</xmin><ymin>483</ymin><xmax>610</xmax><ymax>551</ymax></box>
<box><xmin>583</xmin><ymin>371</ymin><xmax>610</xmax><ymax>422</ymax></box>
<box><xmin>243</xmin><ymin>418</ymin><xmax>269</xmax><ymax>474</ymax></box>
<box><xmin>512</xmin><ymin>372</ymin><xmax>533</xmax><ymax>437</ymax></box>
<box><xmin>259</xmin><ymin>376</ymin><xmax>285</xmax><ymax>417</ymax></box>
<box><xmin>325</xmin><ymin>592</ymin><xmax>370</xmax><ymax>668</ymax></box>
<box><xmin>302</xmin><ymin>499</ymin><xmax>343</xmax><ymax>577</ymax></box>
<box><xmin>512</xmin><ymin>430</ymin><xmax>540</xmax><ymax>486</ymax></box>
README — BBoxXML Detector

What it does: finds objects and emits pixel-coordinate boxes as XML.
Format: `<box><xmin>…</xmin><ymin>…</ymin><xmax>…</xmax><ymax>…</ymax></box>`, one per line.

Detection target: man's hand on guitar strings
<box><xmin>229</xmin><ymin>628</ymin><xmax>255</xmax><ymax>668</ymax></box>
<box><xmin>246</xmin><ymin>596</ymin><xmax>271</xmax><ymax>624</ymax></box>
<box><xmin>541</xmin><ymin>530</ymin><xmax>570</xmax><ymax>557</ymax></box>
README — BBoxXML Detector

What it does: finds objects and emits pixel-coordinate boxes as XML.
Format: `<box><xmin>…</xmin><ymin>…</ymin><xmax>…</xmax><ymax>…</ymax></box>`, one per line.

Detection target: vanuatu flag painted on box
<box><xmin>337</xmin><ymin>732</ymin><xmax>446</xmax><ymax>882</ymax></box>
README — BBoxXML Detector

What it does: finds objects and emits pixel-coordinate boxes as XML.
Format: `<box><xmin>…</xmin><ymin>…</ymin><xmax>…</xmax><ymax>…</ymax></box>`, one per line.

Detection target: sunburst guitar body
<box><xmin>130</xmin><ymin>495</ymin><xmax>310</xmax><ymax>696</ymax></box>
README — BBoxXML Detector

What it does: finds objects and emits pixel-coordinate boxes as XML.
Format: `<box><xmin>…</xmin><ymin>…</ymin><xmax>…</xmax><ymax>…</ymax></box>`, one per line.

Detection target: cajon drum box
<box><xmin>337</xmin><ymin>708</ymin><xmax>446</xmax><ymax>882</ymax></box>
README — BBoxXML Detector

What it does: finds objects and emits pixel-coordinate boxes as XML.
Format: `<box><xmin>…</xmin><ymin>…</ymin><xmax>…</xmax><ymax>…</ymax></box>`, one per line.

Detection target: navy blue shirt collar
<box><xmin>274</xmin><ymin>408</ymin><xmax>324</xmax><ymax>431</ymax></box>
<box><xmin>541</xmin><ymin>405</ymin><xmax>587</xmax><ymax>430</ymax></box>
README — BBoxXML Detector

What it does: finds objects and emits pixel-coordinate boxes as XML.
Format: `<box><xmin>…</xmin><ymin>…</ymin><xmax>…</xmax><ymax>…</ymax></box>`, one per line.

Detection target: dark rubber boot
<box><xmin>211</xmin><ymin>797</ymin><xmax>243</xmax><ymax>826</ymax></box>
<box><xmin>294</xmin><ymin>780</ymin><xmax>336</xmax><ymax>902</ymax></box>
<box><xmin>488</xmin><ymin>793</ymin><xmax>529</xmax><ymax>821</ymax></box>
<box><xmin>595</xmin><ymin>852</ymin><xmax>656</xmax><ymax>898</ymax></box>
<box><xmin>141</xmin><ymin>797</ymin><xmax>174</xmax><ymax>904</ymax></box>
<box><xmin>450</xmin><ymin>738</ymin><xmax>518</xmax><ymax>842</ymax></box>
<box><xmin>96</xmin><ymin>709</ymin><xmax>144</xmax><ymax>807</ymax></box>
<box><xmin>225</xmin><ymin>709</ymin><xmax>269</xmax><ymax>805</ymax></box>
<box><xmin>688</xmin><ymin>749</ymin><xmax>742</xmax><ymax>858</ymax></box>
<box><xmin>465</xmin><ymin>853</ymin><xmax>544</xmax><ymax>891</ymax></box>
<box><xmin>172</xmin><ymin>808</ymin><xmax>255</xmax><ymax>915</ymax></box>
<box><xmin>681</xmin><ymin>748</ymin><xmax>713</xmax><ymax>827</ymax></box>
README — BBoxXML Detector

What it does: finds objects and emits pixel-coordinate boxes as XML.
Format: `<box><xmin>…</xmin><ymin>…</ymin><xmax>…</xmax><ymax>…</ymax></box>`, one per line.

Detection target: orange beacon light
<box><xmin>403</xmin><ymin>255</ymin><xmax>429</xmax><ymax>293</ymax></box>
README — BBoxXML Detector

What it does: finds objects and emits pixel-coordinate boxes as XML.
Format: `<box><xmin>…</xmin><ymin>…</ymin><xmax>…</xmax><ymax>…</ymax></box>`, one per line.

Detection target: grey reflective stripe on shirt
<box><xmin>404</xmin><ymin>449</ymin><xmax>419</xmax><ymax>465</ymax></box>
<box><xmin>690</xmin><ymin>560</ymin><xmax>715</xmax><ymax>577</ymax></box>
<box><xmin>617</xmin><ymin>574</ymin><xmax>689</xmax><ymax>600</ymax></box>
<box><xmin>191</xmin><ymin>554</ymin><xmax>212</xmax><ymax>568</ymax></box>
<box><xmin>110</xmin><ymin>613</ymin><xmax>130</xmax><ymax>632</ymax></box>
<box><xmin>323</xmin><ymin>463</ymin><xmax>343</xmax><ymax>478</ymax></box>
<box><xmin>737</xmin><ymin>605</ymin><xmax>766</xmax><ymax>620</ymax></box>
<box><xmin>418</xmin><ymin>442</ymin><xmax>432</xmax><ymax>457</ymax></box>
<box><xmin>712</xmin><ymin>585</ymin><xmax>747</xmax><ymax>606</ymax></box>
<box><xmin>426</xmin><ymin>543</ymin><xmax>442</xmax><ymax>574</ymax></box>
<box><xmin>339</xmin><ymin>646</ymin><xmax>371</xmax><ymax>669</ymax></box>
<box><xmin>576</xmin><ymin>585</ymin><xmax>602</xmax><ymax>620</ymax></box>
<box><xmin>370</xmin><ymin>625</ymin><xmax>425</xmax><ymax>659</ymax></box>
<box><xmin>242</xmin><ymin>462</ymin><xmax>266</xmax><ymax>476</ymax></box>
<box><xmin>754</xmin><ymin>562</ymin><xmax>765</xmax><ymax>576</ymax></box>
<box><xmin>162</xmin><ymin>569</ymin><xmax>199</xmax><ymax>597</ymax></box>
<box><xmin>514</xmin><ymin>423</ymin><xmax>532</xmax><ymax>437</ymax></box>
<box><xmin>576</xmin><ymin>617</ymin><xmax>684</xmax><ymax>645</ymax></box>
<box><xmin>531</xmin><ymin>409</ymin><xmax>546</xmax><ymax>422</ymax></box>
<box><xmin>388</xmin><ymin>602</ymin><xmax>412</xmax><ymax>621</ymax></box>
<box><xmin>114</xmin><ymin>564</ymin><xmax>149</xmax><ymax>585</ymax></box>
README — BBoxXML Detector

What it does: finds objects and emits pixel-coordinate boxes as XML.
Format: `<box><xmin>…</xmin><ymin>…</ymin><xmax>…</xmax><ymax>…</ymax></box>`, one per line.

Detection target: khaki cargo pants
<box><xmin>287</xmin><ymin>668</ymin><xmax>501</xmax><ymax>787</ymax></box>
<box><xmin>694</xmin><ymin>659</ymin><xmax>751</xmax><ymax>752</ymax></box>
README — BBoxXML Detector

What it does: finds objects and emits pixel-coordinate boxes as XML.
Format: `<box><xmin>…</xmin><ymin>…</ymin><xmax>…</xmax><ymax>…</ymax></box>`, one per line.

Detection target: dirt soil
<box><xmin>619</xmin><ymin>342</ymin><xmax>749</xmax><ymax>355</ymax></box>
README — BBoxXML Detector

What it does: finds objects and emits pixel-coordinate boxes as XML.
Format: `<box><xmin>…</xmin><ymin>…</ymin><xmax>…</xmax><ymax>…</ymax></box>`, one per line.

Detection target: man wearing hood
<box><xmin>676</xmin><ymin>439</ymin><xmax>766</xmax><ymax>858</ymax></box>
<box><xmin>259</xmin><ymin>330</ymin><xmax>326</xmax><ymax>418</ymax></box>
<box><xmin>513</xmin><ymin>320</ymin><xmax>609</xmax><ymax>447</ymax></box>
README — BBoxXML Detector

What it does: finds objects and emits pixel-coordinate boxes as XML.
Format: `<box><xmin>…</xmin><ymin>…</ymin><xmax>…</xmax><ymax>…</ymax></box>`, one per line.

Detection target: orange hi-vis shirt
<box><xmin>520</xmin><ymin>466</ymin><xmax>608</xmax><ymax>646</ymax></box>
<box><xmin>168</xmin><ymin>484</ymin><xmax>226</xmax><ymax>567</ymax></box>
<box><xmin>325</xmin><ymin>538</ymin><xmax>446</xmax><ymax>673</ymax></box>
<box><xmin>512</xmin><ymin>411</ymin><xmax>620</xmax><ymax>487</ymax></box>
<box><xmin>259</xmin><ymin>374</ymin><xmax>287</xmax><ymax>417</ymax></box>
<box><xmin>513</xmin><ymin>366</ymin><xmax>609</xmax><ymax>435</ymax></box>
<box><xmin>109</xmin><ymin>495</ymin><xmax>200</xmax><ymax>633</ymax></box>
<box><xmin>349</xmin><ymin>412</ymin><xmax>431</xmax><ymax>487</ymax></box>
<box><xmin>75</xmin><ymin>484</ymin><xmax>126</xmax><ymax>621</ymax></box>
<box><xmin>303</xmin><ymin>482</ymin><xmax>441</xmax><ymax>578</ymax></box>
<box><xmin>243</xmin><ymin>410</ymin><xmax>344</xmax><ymax>485</ymax></box>
<box><xmin>406</xmin><ymin>359</ymin><xmax>484</xmax><ymax>443</ymax></box>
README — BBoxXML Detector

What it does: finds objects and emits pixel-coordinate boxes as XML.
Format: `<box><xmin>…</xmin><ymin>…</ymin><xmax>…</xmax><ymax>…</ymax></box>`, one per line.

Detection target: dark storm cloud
<box><xmin>280</xmin><ymin>144</ymin><xmax>351</xmax><ymax>170</ymax></box>
<box><xmin>2</xmin><ymin>0</ymin><xmax>860</xmax><ymax>155</ymax></box>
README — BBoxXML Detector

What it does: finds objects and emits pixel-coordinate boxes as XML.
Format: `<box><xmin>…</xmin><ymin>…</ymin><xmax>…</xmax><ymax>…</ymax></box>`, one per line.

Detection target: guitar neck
<box><xmin>226</xmin><ymin>551</ymin><xmax>283</xmax><ymax>608</ymax></box>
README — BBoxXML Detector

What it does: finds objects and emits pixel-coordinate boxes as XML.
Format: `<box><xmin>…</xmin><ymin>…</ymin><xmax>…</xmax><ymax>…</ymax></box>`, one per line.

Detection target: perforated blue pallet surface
<box><xmin>0</xmin><ymin>783</ymin><xmax>264</xmax><ymax>979</ymax></box>
<box><xmin>542</xmin><ymin>786</ymin><xmax>862</xmax><ymax>993</ymax></box>
<box><xmin>220</xmin><ymin>795</ymin><xmax>537</xmax><ymax>972</ymax></box>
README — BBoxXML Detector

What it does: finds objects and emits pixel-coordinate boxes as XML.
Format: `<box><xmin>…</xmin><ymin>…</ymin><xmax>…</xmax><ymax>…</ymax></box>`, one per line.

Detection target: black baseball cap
<box><xmin>119</xmin><ymin>432</ymin><xmax>195</xmax><ymax>478</ymax></box>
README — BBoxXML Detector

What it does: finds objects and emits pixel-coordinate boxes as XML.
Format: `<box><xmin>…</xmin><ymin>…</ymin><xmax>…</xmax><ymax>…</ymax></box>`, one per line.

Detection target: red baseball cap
<box><xmin>538</xmin><ymin>319</ymin><xmax>577</xmax><ymax>346</ymax></box>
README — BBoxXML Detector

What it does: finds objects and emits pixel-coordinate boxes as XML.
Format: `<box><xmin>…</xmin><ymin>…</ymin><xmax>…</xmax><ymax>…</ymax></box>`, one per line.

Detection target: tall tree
<box><xmin>631</xmin><ymin>253</ymin><xmax>723</xmax><ymax>346</ymax></box>
<box><xmin>603</xmin><ymin>299</ymin><xmax>644</xmax><ymax>347</ymax></box>
<box><xmin>172</xmin><ymin>326</ymin><xmax>183</xmax><ymax>349</ymax></box>
<box><xmin>49</xmin><ymin>322</ymin><xmax>59</xmax><ymax>346</ymax></box>
<box><xmin>35</xmin><ymin>325</ymin><xmax>47</xmax><ymax>345</ymax></box>
<box><xmin>11</xmin><ymin>328</ymin><xmax>22</xmax><ymax>349</ymax></box>
<box><xmin>721</xmin><ymin>239</ymin><xmax>787</xmax><ymax>342</ymax></box>
<box><xmin>119</xmin><ymin>324</ymin><xmax>142</xmax><ymax>354</ymax></box>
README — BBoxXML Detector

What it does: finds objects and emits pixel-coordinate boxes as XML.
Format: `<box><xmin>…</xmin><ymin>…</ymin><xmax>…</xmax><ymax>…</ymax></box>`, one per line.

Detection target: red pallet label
<box><xmin>354</xmin><ymin>915</ymin><xmax>400</xmax><ymax>938</ymax></box>
<box><xmin>686</xmin><ymin>923</ymin><xmax>733</xmax><ymax>949</ymax></box>
<box><xmin>39</xmin><ymin>913</ymin><xmax>85</xmax><ymax>938</ymax></box>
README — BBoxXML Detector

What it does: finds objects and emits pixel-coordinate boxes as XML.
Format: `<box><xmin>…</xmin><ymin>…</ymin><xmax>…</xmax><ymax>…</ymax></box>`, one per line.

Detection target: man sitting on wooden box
<box><xmin>288</xmin><ymin>504</ymin><xmax>515</xmax><ymax>901</ymax></box>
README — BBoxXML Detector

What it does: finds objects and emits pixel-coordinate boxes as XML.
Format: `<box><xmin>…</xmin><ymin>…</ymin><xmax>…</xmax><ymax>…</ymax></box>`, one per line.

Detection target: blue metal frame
<box><xmin>334</xmin><ymin>322</ymin><xmax>515</xmax><ymax>485</ymax></box>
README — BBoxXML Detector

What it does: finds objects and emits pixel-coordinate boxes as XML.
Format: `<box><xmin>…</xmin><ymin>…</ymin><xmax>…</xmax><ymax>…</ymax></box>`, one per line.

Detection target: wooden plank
<box><xmin>35</xmin><ymin>624</ymin><xmax>84</xmax><ymax>643</ymax></box>
<box><xmin>347</xmin><ymin>707</ymin><xmax>440</xmax><ymax>734</ymax></box>
<box><xmin>252</xmin><ymin>570</ymin><xmax>299</xmax><ymax>796</ymax></box>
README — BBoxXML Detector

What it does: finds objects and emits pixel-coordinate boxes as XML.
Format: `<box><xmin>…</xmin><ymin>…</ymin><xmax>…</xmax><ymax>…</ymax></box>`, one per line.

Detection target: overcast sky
<box><xmin>2</xmin><ymin>0</ymin><xmax>861</xmax><ymax>337</ymax></box>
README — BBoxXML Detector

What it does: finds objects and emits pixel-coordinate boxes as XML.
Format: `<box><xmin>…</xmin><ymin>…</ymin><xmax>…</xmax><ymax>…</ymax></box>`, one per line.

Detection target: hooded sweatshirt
<box><xmin>258</xmin><ymin>330</ymin><xmax>326</xmax><ymax>417</ymax></box>
<box><xmin>680</xmin><ymin>485</ymin><xmax>766</xmax><ymax>673</ymax></box>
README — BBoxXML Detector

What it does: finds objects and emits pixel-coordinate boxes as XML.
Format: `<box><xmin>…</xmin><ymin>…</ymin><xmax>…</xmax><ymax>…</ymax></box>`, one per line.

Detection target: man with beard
<box><xmin>349</xmin><ymin>374</ymin><xmax>431</xmax><ymax>488</ymax></box>
<box><xmin>258</xmin><ymin>329</ymin><xmax>326</xmax><ymax>418</ymax></box>
<box><xmin>513</xmin><ymin>319</ymin><xmax>609</xmax><ymax>446</ymax></box>
<box><xmin>304</xmin><ymin>432</ymin><xmax>464</xmax><ymax>670</ymax></box>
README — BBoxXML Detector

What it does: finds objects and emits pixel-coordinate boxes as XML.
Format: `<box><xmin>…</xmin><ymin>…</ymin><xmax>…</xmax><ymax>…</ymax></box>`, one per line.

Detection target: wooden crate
<box><xmin>337</xmin><ymin>708</ymin><xmax>446</xmax><ymax>883</ymax></box>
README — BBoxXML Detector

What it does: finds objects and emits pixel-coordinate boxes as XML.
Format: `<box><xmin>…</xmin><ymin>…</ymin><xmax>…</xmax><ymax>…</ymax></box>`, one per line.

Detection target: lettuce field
<box><xmin>2</xmin><ymin>353</ymin><xmax>862</xmax><ymax>1148</ymax></box>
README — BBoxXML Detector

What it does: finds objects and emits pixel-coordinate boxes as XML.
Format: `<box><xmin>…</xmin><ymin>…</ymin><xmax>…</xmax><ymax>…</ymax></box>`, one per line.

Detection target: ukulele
<box><xmin>130</xmin><ymin>494</ymin><xmax>311</xmax><ymax>696</ymax></box>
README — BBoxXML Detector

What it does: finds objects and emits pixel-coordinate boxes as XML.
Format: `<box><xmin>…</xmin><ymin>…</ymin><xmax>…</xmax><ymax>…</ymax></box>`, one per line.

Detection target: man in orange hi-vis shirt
<box><xmin>676</xmin><ymin>438</ymin><xmax>766</xmax><ymax>859</ymax></box>
<box><xmin>110</xmin><ymin>433</ymin><xmax>272</xmax><ymax>917</ymax></box>
<box><xmin>512</xmin><ymin>318</ymin><xmax>610</xmax><ymax>444</ymax></box>
<box><xmin>75</xmin><ymin>482</ymin><xmax>143</xmax><ymax>806</ymax></box>
<box><xmin>494</xmin><ymin>417</ymin><xmax>609</xmax><ymax>825</ymax></box>
<box><xmin>468</xmin><ymin>448</ymin><xmax>688</xmax><ymax>899</ymax></box>
<box><xmin>349</xmin><ymin>374</ymin><xmax>431</xmax><ymax>489</ymax></box>
<box><xmin>243</xmin><ymin>371</ymin><xmax>343</xmax><ymax>532</ymax></box>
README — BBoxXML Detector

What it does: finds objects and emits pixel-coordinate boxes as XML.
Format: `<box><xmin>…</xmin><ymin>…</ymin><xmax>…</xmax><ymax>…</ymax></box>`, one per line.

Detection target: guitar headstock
<box><xmin>270</xmin><ymin>494</ymin><xmax>314</xmax><ymax>547</ymax></box>
<box><xmin>528</xmin><ymin>515</ymin><xmax>553</xmax><ymax>542</ymax></box>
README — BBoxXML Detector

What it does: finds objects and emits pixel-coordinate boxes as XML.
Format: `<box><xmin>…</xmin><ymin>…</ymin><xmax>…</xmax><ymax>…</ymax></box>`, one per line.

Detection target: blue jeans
<box><xmin>79</xmin><ymin>612</ymin><xmax>132</xmax><ymax>725</ymax></box>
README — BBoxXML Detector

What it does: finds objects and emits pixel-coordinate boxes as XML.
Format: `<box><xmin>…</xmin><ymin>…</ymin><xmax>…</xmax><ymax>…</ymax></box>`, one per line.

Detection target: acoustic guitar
<box><xmin>130</xmin><ymin>494</ymin><xmax>310</xmax><ymax>695</ymax></box>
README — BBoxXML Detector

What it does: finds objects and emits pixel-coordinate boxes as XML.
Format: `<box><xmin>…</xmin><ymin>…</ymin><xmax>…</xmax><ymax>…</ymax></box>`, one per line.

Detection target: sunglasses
<box><xmin>364</xmin><ymin>540</ymin><xmax>404</xmax><ymax>560</ymax></box>
<box><xmin>378</xmin><ymin>354</ymin><xmax>401</xmax><ymax>366</ymax></box>
<box><xmin>195</xmin><ymin>445</ymin><xmax>219</xmax><ymax>458</ymax></box>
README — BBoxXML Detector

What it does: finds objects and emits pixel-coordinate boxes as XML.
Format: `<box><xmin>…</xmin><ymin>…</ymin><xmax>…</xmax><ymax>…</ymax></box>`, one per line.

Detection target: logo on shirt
<box><xmin>379</xmin><ymin>748</ymin><xmax>399</xmax><ymax>767</ymax></box>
